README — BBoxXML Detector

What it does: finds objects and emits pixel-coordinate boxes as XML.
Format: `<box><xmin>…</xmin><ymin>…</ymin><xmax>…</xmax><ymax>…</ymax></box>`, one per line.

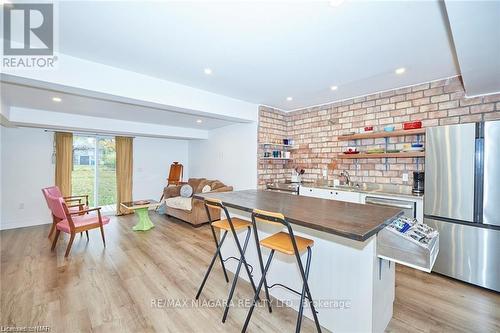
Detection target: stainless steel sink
<box><xmin>335</xmin><ymin>184</ymin><xmax>363</xmax><ymax>189</ymax></box>
<box><xmin>326</xmin><ymin>183</ymin><xmax>366</xmax><ymax>191</ymax></box>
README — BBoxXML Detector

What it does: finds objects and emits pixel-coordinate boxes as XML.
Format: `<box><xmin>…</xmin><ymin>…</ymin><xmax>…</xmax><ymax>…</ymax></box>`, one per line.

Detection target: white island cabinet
<box><xmin>299</xmin><ymin>186</ymin><xmax>361</xmax><ymax>203</ymax></box>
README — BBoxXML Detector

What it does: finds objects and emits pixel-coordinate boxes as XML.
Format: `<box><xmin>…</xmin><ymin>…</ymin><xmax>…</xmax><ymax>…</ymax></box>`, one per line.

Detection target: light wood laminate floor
<box><xmin>1</xmin><ymin>213</ymin><xmax>499</xmax><ymax>332</ymax></box>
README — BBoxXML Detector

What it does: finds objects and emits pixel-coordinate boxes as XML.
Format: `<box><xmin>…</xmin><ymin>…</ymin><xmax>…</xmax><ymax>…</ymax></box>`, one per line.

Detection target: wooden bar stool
<box><xmin>195</xmin><ymin>198</ymin><xmax>260</xmax><ymax>323</ymax></box>
<box><xmin>242</xmin><ymin>209</ymin><xmax>322</xmax><ymax>333</ymax></box>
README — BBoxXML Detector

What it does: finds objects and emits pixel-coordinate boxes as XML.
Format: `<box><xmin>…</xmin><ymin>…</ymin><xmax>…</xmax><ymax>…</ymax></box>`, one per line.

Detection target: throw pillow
<box><xmin>202</xmin><ymin>185</ymin><xmax>211</xmax><ymax>193</ymax></box>
<box><xmin>180</xmin><ymin>184</ymin><xmax>193</xmax><ymax>198</ymax></box>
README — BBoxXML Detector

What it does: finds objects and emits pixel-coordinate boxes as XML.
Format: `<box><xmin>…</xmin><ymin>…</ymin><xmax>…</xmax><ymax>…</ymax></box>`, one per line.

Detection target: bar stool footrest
<box><xmin>268</xmin><ymin>282</ymin><xmax>311</xmax><ymax>299</ymax></box>
<box><xmin>266</xmin><ymin>283</ymin><xmax>319</xmax><ymax>315</ymax></box>
<box><xmin>222</xmin><ymin>256</ymin><xmax>254</xmax><ymax>275</ymax></box>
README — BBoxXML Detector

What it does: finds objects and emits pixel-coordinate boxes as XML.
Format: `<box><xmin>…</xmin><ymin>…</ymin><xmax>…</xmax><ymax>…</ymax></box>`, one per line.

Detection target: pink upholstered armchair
<box><xmin>46</xmin><ymin>194</ymin><xmax>110</xmax><ymax>257</ymax></box>
<box><xmin>41</xmin><ymin>186</ymin><xmax>89</xmax><ymax>239</ymax></box>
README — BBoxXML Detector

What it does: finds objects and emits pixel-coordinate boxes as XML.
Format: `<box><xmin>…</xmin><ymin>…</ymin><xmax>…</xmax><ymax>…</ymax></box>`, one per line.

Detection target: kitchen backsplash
<box><xmin>258</xmin><ymin>76</ymin><xmax>500</xmax><ymax>189</ymax></box>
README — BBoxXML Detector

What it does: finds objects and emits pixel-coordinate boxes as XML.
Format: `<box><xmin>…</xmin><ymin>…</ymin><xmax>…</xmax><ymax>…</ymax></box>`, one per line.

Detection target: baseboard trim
<box><xmin>0</xmin><ymin>219</ymin><xmax>51</xmax><ymax>231</ymax></box>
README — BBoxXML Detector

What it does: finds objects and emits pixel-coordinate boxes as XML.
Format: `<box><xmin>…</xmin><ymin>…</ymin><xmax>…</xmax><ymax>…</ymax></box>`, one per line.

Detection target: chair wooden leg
<box><xmin>65</xmin><ymin>233</ymin><xmax>75</xmax><ymax>257</ymax></box>
<box><xmin>99</xmin><ymin>225</ymin><xmax>106</xmax><ymax>247</ymax></box>
<box><xmin>51</xmin><ymin>230</ymin><xmax>61</xmax><ymax>250</ymax></box>
<box><xmin>48</xmin><ymin>222</ymin><xmax>55</xmax><ymax>239</ymax></box>
<box><xmin>85</xmin><ymin>230</ymin><xmax>89</xmax><ymax>240</ymax></box>
<box><xmin>48</xmin><ymin>215</ymin><xmax>58</xmax><ymax>239</ymax></box>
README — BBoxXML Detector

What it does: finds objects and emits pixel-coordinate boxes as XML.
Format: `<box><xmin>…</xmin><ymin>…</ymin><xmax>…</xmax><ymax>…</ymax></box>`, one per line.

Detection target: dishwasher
<box><xmin>364</xmin><ymin>196</ymin><xmax>416</xmax><ymax>218</ymax></box>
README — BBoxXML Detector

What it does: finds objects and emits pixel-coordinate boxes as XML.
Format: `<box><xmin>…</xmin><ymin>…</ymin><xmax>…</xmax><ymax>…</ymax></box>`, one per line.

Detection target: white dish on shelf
<box><xmin>403</xmin><ymin>147</ymin><xmax>425</xmax><ymax>152</ymax></box>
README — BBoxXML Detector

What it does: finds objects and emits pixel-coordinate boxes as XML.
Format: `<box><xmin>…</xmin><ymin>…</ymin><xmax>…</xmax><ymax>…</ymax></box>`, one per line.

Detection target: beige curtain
<box><xmin>54</xmin><ymin>132</ymin><xmax>73</xmax><ymax>197</ymax></box>
<box><xmin>116</xmin><ymin>136</ymin><xmax>133</xmax><ymax>215</ymax></box>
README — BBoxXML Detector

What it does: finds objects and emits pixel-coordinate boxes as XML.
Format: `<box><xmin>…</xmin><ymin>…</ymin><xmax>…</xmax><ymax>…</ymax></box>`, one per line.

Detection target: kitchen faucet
<box><xmin>341</xmin><ymin>170</ymin><xmax>351</xmax><ymax>185</ymax></box>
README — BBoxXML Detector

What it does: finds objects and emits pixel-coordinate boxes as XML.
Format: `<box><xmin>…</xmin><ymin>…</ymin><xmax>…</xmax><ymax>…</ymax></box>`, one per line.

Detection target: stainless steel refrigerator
<box><xmin>424</xmin><ymin>120</ymin><xmax>500</xmax><ymax>292</ymax></box>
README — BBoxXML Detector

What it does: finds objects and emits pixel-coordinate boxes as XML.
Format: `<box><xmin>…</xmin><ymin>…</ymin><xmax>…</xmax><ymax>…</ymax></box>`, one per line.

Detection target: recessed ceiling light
<box><xmin>196</xmin><ymin>119</ymin><xmax>203</xmax><ymax>124</ymax></box>
<box><xmin>330</xmin><ymin>85</ymin><xmax>338</xmax><ymax>91</ymax></box>
<box><xmin>395</xmin><ymin>67</ymin><xmax>406</xmax><ymax>75</ymax></box>
<box><xmin>286</xmin><ymin>97</ymin><xmax>293</xmax><ymax>101</ymax></box>
<box><xmin>52</xmin><ymin>97</ymin><xmax>62</xmax><ymax>102</ymax></box>
<box><xmin>204</xmin><ymin>68</ymin><xmax>212</xmax><ymax>75</ymax></box>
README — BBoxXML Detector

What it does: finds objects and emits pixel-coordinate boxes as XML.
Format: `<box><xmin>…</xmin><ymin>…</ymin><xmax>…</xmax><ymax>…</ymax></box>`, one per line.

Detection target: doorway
<box><xmin>72</xmin><ymin>135</ymin><xmax>116</xmax><ymax>212</ymax></box>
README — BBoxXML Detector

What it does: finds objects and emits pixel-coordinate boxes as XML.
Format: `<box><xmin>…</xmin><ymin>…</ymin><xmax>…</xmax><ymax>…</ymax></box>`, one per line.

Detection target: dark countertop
<box><xmin>195</xmin><ymin>190</ymin><xmax>403</xmax><ymax>241</ymax></box>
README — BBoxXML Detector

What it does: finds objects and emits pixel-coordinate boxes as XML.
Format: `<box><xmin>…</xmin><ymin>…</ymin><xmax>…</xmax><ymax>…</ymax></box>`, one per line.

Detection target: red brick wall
<box><xmin>258</xmin><ymin>107</ymin><xmax>289</xmax><ymax>185</ymax></box>
<box><xmin>258</xmin><ymin>76</ymin><xmax>500</xmax><ymax>189</ymax></box>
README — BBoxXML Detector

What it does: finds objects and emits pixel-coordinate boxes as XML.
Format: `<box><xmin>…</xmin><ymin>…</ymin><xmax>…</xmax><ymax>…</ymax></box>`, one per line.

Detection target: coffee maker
<box><xmin>412</xmin><ymin>171</ymin><xmax>424</xmax><ymax>195</ymax></box>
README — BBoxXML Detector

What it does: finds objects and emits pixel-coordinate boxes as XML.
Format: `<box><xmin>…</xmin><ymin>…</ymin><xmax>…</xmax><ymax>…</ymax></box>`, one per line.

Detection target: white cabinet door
<box><xmin>300</xmin><ymin>187</ymin><xmax>361</xmax><ymax>203</ymax></box>
<box><xmin>299</xmin><ymin>186</ymin><xmax>330</xmax><ymax>199</ymax></box>
<box><xmin>329</xmin><ymin>190</ymin><xmax>361</xmax><ymax>203</ymax></box>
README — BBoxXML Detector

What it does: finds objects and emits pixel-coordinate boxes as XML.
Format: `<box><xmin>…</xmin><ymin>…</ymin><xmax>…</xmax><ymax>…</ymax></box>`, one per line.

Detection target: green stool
<box><xmin>120</xmin><ymin>200</ymin><xmax>159</xmax><ymax>231</ymax></box>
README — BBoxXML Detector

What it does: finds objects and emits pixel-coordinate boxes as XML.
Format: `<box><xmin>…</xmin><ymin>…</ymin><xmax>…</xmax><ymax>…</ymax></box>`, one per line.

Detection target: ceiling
<box><xmin>54</xmin><ymin>0</ymin><xmax>460</xmax><ymax>111</ymax></box>
<box><xmin>444</xmin><ymin>0</ymin><xmax>500</xmax><ymax>97</ymax></box>
<box><xmin>1</xmin><ymin>82</ymin><xmax>234</xmax><ymax>130</ymax></box>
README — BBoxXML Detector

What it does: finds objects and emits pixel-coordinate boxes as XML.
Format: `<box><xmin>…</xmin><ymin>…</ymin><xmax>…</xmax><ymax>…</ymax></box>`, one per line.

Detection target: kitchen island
<box><xmin>195</xmin><ymin>190</ymin><xmax>402</xmax><ymax>333</ymax></box>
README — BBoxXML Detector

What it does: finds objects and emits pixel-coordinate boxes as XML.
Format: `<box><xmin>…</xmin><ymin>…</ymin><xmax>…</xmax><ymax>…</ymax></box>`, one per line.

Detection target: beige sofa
<box><xmin>163</xmin><ymin>178</ymin><xmax>233</xmax><ymax>226</ymax></box>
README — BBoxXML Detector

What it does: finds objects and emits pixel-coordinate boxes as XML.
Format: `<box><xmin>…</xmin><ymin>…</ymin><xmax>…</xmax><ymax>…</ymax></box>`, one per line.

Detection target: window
<box><xmin>72</xmin><ymin>135</ymin><xmax>116</xmax><ymax>208</ymax></box>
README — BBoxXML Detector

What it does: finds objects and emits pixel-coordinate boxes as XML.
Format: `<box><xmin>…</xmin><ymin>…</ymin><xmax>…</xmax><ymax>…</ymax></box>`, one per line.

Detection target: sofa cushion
<box><xmin>210</xmin><ymin>180</ymin><xmax>226</xmax><ymax>190</ymax></box>
<box><xmin>188</xmin><ymin>178</ymin><xmax>206</xmax><ymax>192</ymax></box>
<box><xmin>56</xmin><ymin>214</ymin><xmax>110</xmax><ymax>233</ymax></box>
<box><xmin>163</xmin><ymin>184</ymin><xmax>181</xmax><ymax>199</ymax></box>
<box><xmin>194</xmin><ymin>179</ymin><xmax>210</xmax><ymax>193</ymax></box>
<box><xmin>210</xmin><ymin>185</ymin><xmax>233</xmax><ymax>193</ymax></box>
<box><xmin>165</xmin><ymin>197</ymin><xmax>192</xmax><ymax>211</ymax></box>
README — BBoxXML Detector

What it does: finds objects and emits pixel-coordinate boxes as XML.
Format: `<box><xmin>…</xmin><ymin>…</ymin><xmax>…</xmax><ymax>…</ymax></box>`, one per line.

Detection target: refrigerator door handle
<box><xmin>474</xmin><ymin>132</ymin><xmax>484</xmax><ymax>223</ymax></box>
<box><xmin>483</xmin><ymin>120</ymin><xmax>500</xmax><ymax>226</ymax></box>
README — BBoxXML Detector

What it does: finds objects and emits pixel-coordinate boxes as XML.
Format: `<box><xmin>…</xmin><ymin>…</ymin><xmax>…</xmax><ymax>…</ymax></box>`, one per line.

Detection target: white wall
<box><xmin>188</xmin><ymin>122</ymin><xmax>258</xmax><ymax>190</ymax></box>
<box><xmin>0</xmin><ymin>127</ymin><xmax>190</xmax><ymax>230</ymax></box>
<box><xmin>133</xmin><ymin>137</ymin><xmax>189</xmax><ymax>201</ymax></box>
<box><xmin>0</xmin><ymin>127</ymin><xmax>55</xmax><ymax>230</ymax></box>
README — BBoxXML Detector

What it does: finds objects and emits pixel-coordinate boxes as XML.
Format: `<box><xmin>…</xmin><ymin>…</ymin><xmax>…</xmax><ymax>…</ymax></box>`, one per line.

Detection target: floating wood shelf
<box><xmin>260</xmin><ymin>157</ymin><xmax>293</xmax><ymax>161</ymax></box>
<box><xmin>338</xmin><ymin>128</ymin><xmax>425</xmax><ymax>141</ymax></box>
<box><xmin>338</xmin><ymin>152</ymin><xmax>425</xmax><ymax>159</ymax></box>
<box><xmin>260</xmin><ymin>143</ymin><xmax>297</xmax><ymax>149</ymax></box>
